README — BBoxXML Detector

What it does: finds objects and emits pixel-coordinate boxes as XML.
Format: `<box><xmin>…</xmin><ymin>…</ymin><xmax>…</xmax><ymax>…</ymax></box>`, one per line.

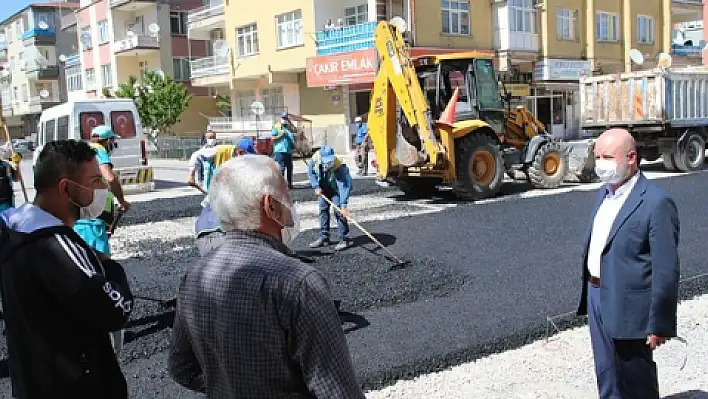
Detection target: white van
<box><xmin>34</xmin><ymin>99</ymin><xmax>153</xmax><ymax>191</ymax></box>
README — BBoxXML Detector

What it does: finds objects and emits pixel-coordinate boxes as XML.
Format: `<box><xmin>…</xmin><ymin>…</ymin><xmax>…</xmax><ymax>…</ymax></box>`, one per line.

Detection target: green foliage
<box><xmin>111</xmin><ymin>70</ymin><xmax>192</xmax><ymax>137</ymax></box>
<box><xmin>215</xmin><ymin>94</ymin><xmax>231</xmax><ymax>114</ymax></box>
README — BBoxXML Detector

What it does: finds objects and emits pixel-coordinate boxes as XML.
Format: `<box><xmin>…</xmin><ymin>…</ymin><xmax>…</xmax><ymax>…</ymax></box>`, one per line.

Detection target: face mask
<box><xmin>70</xmin><ymin>181</ymin><xmax>109</xmax><ymax>220</ymax></box>
<box><xmin>322</xmin><ymin>160</ymin><xmax>335</xmax><ymax>171</ymax></box>
<box><xmin>205</xmin><ymin>138</ymin><xmax>217</xmax><ymax>147</ymax></box>
<box><xmin>270</xmin><ymin>197</ymin><xmax>300</xmax><ymax>245</ymax></box>
<box><xmin>594</xmin><ymin>158</ymin><xmax>629</xmax><ymax>184</ymax></box>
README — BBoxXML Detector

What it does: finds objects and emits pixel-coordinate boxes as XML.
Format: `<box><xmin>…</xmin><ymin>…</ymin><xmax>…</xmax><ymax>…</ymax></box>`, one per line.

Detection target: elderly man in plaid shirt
<box><xmin>168</xmin><ymin>154</ymin><xmax>364</xmax><ymax>398</ymax></box>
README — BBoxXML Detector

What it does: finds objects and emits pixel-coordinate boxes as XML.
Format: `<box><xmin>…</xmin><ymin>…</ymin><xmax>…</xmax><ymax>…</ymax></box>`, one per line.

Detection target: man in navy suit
<box><xmin>577</xmin><ymin>128</ymin><xmax>680</xmax><ymax>399</ymax></box>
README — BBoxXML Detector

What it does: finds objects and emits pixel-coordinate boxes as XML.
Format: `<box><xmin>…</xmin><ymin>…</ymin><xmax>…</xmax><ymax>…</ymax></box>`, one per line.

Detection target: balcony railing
<box><xmin>671</xmin><ymin>44</ymin><xmax>705</xmax><ymax>57</ymax></box>
<box><xmin>29</xmin><ymin>94</ymin><xmax>61</xmax><ymax>105</ymax></box>
<box><xmin>63</xmin><ymin>54</ymin><xmax>81</xmax><ymax>67</ymax></box>
<box><xmin>672</xmin><ymin>0</ymin><xmax>703</xmax><ymax>4</ymax></box>
<box><xmin>61</xmin><ymin>12</ymin><xmax>77</xmax><ymax>30</ymax></box>
<box><xmin>187</xmin><ymin>1</ymin><xmax>225</xmax><ymax>25</ymax></box>
<box><xmin>114</xmin><ymin>34</ymin><xmax>159</xmax><ymax>53</ymax></box>
<box><xmin>190</xmin><ymin>56</ymin><xmax>229</xmax><ymax>79</ymax></box>
<box><xmin>110</xmin><ymin>0</ymin><xmax>156</xmax><ymax>7</ymax></box>
<box><xmin>22</xmin><ymin>27</ymin><xmax>56</xmax><ymax>40</ymax></box>
<box><xmin>207</xmin><ymin>111</ymin><xmax>287</xmax><ymax>134</ymax></box>
<box><xmin>315</xmin><ymin>21</ymin><xmax>376</xmax><ymax>56</ymax></box>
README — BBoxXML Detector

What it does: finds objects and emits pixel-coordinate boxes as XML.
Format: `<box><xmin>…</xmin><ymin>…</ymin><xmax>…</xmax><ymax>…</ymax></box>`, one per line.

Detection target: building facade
<box><xmin>0</xmin><ymin>1</ymin><xmax>80</xmax><ymax>139</ymax></box>
<box><xmin>59</xmin><ymin>0</ymin><xmax>220</xmax><ymax>136</ymax></box>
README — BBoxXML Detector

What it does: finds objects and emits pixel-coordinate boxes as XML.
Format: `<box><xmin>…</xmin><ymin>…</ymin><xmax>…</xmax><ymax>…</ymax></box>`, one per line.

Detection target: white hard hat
<box><xmin>354</xmin><ymin>116</ymin><xmax>362</xmax><ymax>123</ymax></box>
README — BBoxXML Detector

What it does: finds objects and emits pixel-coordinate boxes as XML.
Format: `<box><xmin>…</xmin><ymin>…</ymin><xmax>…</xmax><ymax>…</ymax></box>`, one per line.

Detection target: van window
<box><xmin>80</xmin><ymin>112</ymin><xmax>105</xmax><ymax>140</ymax></box>
<box><xmin>111</xmin><ymin>111</ymin><xmax>136</xmax><ymax>138</ymax></box>
<box><xmin>57</xmin><ymin>116</ymin><xmax>69</xmax><ymax>140</ymax></box>
<box><xmin>45</xmin><ymin>119</ymin><xmax>56</xmax><ymax>141</ymax></box>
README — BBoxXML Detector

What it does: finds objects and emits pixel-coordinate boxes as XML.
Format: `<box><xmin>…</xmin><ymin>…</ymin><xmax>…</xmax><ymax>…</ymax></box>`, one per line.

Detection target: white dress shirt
<box><xmin>586</xmin><ymin>172</ymin><xmax>640</xmax><ymax>278</ymax></box>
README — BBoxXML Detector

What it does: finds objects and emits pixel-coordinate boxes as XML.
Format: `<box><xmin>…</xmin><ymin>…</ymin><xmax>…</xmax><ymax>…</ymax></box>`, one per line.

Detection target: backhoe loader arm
<box><xmin>367</xmin><ymin>21</ymin><xmax>446</xmax><ymax>177</ymax></box>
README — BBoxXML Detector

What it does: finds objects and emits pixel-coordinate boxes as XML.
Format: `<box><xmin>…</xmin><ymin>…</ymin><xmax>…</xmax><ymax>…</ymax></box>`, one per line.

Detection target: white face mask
<box><xmin>205</xmin><ymin>138</ymin><xmax>217</xmax><ymax>147</ymax></box>
<box><xmin>71</xmin><ymin>182</ymin><xmax>109</xmax><ymax>219</ymax></box>
<box><xmin>271</xmin><ymin>198</ymin><xmax>301</xmax><ymax>245</ymax></box>
<box><xmin>594</xmin><ymin>158</ymin><xmax>629</xmax><ymax>184</ymax></box>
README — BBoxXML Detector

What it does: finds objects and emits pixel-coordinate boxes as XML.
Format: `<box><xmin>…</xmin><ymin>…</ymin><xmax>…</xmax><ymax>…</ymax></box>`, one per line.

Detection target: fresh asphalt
<box><xmin>1</xmin><ymin>165</ymin><xmax>707</xmax><ymax>397</ymax></box>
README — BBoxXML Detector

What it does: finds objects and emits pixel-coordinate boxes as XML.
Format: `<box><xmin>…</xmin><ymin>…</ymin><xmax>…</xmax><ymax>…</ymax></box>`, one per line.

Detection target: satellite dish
<box><xmin>126</xmin><ymin>30</ymin><xmax>136</xmax><ymax>37</ymax></box>
<box><xmin>148</xmin><ymin>23</ymin><xmax>160</xmax><ymax>35</ymax></box>
<box><xmin>58</xmin><ymin>54</ymin><xmax>67</xmax><ymax>63</ymax></box>
<box><xmin>657</xmin><ymin>52</ymin><xmax>672</xmax><ymax>68</ymax></box>
<box><xmin>213</xmin><ymin>40</ymin><xmax>231</xmax><ymax>57</ymax></box>
<box><xmin>38</xmin><ymin>21</ymin><xmax>49</xmax><ymax>30</ymax></box>
<box><xmin>250</xmin><ymin>101</ymin><xmax>265</xmax><ymax>116</ymax></box>
<box><xmin>153</xmin><ymin>69</ymin><xmax>165</xmax><ymax>79</ymax></box>
<box><xmin>629</xmin><ymin>49</ymin><xmax>644</xmax><ymax>65</ymax></box>
<box><xmin>390</xmin><ymin>16</ymin><xmax>407</xmax><ymax>32</ymax></box>
<box><xmin>39</xmin><ymin>89</ymin><xmax>50</xmax><ymax>98</ymax></box>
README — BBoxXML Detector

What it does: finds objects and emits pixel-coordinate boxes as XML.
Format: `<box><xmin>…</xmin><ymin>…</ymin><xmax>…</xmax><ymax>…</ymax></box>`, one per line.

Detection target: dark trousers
<box><xmin>588</xmin><ymin>283</ymin><xmax>659</xmax><ymax>399</ymax></box>
<box><xmin>274</xmin><ymin>152</ymin><xmax>294</xmax><ymax>187</ymax></box>
<box><xmin>356</xmin><ymin>143</ymin><xmax>369</xmax><ymax>175</ymax></box>
<box><xmin>318</xmin><ymin>193</ymin><xmax>349</xmax><ymax>239</ymax></box>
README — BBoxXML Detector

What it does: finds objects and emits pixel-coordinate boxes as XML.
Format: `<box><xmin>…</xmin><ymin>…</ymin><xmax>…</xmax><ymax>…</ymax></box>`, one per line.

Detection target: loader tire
<box><xmin>397</xmin><ymin>177</ymin><xmax>440</xmax><ymax>199</ymax></box>
<box><xmin>453</xmin><ymin>133</ymin><xmax>504</xmax><ymax>200</ymax></box>
<box><xmin>673</xmin><ymin>133</ymin><xmax>705</xmax><ymax>172</ymax></box>
<box><xmin>527</xmin><ymin>141</ymin><xmax>568</xmax><ymax>189</ymax></box>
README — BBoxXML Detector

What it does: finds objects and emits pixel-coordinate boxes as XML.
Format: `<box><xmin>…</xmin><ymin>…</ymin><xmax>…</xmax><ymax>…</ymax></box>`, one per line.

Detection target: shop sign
<box><xmin>533</xmin><ymin>58</ymin><xmax>591</xmax><ymax>81</ymax></box>
<box><xmin>500</xmin><ymin>83</ymin><xmax>530</xmax><ymax>97</ymax></box>
<box><xmin>306</xmin><ymin>49</ymin><xmax>377</xmax><ymax>87</ymax></box>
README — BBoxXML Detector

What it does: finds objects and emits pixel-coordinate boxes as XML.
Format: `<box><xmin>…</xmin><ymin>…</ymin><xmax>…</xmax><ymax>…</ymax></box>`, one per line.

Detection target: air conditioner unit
<box><xmin>210</xmin><ymin>28</ymin><xmax>225</xmax><ymax>41</ymax></box>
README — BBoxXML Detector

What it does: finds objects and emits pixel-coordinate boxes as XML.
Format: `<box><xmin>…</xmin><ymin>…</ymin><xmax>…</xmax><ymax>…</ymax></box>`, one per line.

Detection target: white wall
<box><xmin>312</xmin><ymin>0</ymin><xmax>371</xmax><ymax>30</ymax></box>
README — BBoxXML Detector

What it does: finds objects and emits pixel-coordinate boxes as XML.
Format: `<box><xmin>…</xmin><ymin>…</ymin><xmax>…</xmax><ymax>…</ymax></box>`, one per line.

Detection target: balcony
<box><xmin>60</xmin><ymin>12</ymin><xmax>77</xmax><ymax>30</ymax></box>
<box><xmin>672</xmin><ymin>0</ymin><xmax>703</xmax><ymax>23</ymax></box>
<box><xmin>187</xmin><ymin>1</ymin><xmax>225</xmax><ymax>40</ymax></box>
<box><xmin>114</xmin><ymin>34</ymin><xmax>160</xmax><ymax>56</ymax></box>
<box><xmin>190</xmin><ymin>56</ymin><xmax>230</xmax><ymax>86</ymax></box>
<box><xmin>315</xmin><ymin>21</ymin><xmax>376</xmax><ymax>56</ymax></box>
<box><xmin>207</xmin><ymin>114</ymin><xmax>286</xmax><ymax>135</ymax></box>
<box><xmin>110</xmin><ymin>0</ymin><xmax>156</xmax><ymax>11</ymax></box>
<box><xmin>64</xmin><ymin>54</ymin><xmax>81</xmax><ymax>67</ymax></box>
<box><xmin>26</xmin><ymin>64</ymin><xmax>60</xmax><ymax>81</ymax></box>
<box><xmin>670</xmin><ymin>44</ymin><xmax>706</xmax><ymax>62</ymax></box>
<box><xmin>22</xmin><ymin>28</ymin><xmax>56</xmax><ymax>46</ymax></box>
<box><xmin>26</xmin><ymin>94</ymin><xmax>62</xmax><ymax>113</ymax></box>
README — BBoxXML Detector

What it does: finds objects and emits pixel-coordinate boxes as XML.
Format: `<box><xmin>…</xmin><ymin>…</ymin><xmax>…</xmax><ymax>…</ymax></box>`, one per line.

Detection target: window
<box><xmin>85</xmin><ymin>68</ymin><xmax>96</xmax><ymax>89</ymax></box>
<box><xmin>596</xmin><ymin>11</ymin><xmax>619</xmax><ymax>42</ymax></box>
<box><xmin>260</xmin><ymin>87</ymin><xmax>284</xmax><ymax>110</ymax></box>
<box><xmin>57</xmin><ymin>116</ymin><xmax>69</xmax><ymax>140</ymax></box>
<box><xmin>441</xmin><ymin>0</ymin><xmax>469</xmax><ymax>35</ymax></box>
<box><xmin>15</xmin><ymin>20</ymin><xmax>23</xmax><ymax>37</ymax></box>
<box><xmin>637</xmin><ymin>15</ymin><xmax>654</xmax><ymax>44</ymax></box>
<box><xmin>139</xmin><ymin>60</ymin><xmax>149</xmax><ymax>76</ymax></box>
<box><xmin>80</xmin><ymin>112</ymin><xmax>105</xmax><ymax>140</ymax></box>
<box><xmin>66</xmin><ymin>65</ymin><xmax>83</xmax><ymax>92</ymax></box>
<box><xmin>172</xmin><ymin>58</ymin><xmax>191</xmax><ymax>81</ymax></box>
<box><xmin>344</xmin><ymin>4</ymin><xmax>368</xmax><ymax>26</ymax></box>
<box><xmin>5</xmin><ymin>27</ymin><xmax>12</xmax><ymax>42</ymax></box>
<box><xmin>34</xmin><ymin>11</ymin><xmax>55</xmax><ymax>30</ymax></box>
<box><xmin>276</xmin><ymin>10</ymin><xmax>303</xmax><ymax>48</ymax></box>
<box><xmin>81</xmin><ymin>26</ymin><xmax>92</xmax><ymax>50</ymax></box>
<box><xmin>170</xmin><ymin>12</ymin><xmax>187</xmax><ymax>35</ymax></box>
<box><xmin>100</xmin><ymin>64</ymin><xmax>112</xmax><ymax>87</ymax></box>
<box><xmin>236</xmin><ymin>24</ymin><xmax>258</xmax><ymax>57</ymax></box>
<box><xmin>111</xmin><ymin>111</ymin><xmax>136</xmax><ymax>138</ymax></box>
<box><xmin>509</xmin><ymin>0</ymin><xmax>535</xmax><ymax>34</ymax></box>
<box><xmin>556</xmin><ymin>8</ymin><xmax>578</xmax><ymax>40</ymax></box>
<box><xmin>44</xmin><ymin>119</ymin><xmax>56</xmax><ymax>141</ymax></box>
<box><xmin>21</xmin><ymin>83</ymin><xmax>28</xmax><ymax>102</ymax></box>
<box><xmin>474</xmin><ymin>59</ymin><xmax>503</xmax><ymax>110</ymax></box>
<box><xmin>98</xmin><ymin>20</ymin><xmax>109</xmax><ymax>44</ymax></box>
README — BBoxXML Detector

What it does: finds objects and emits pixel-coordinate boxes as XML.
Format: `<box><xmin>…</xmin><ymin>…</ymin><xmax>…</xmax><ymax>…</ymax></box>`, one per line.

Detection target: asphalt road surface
<box><xmin>1</xmin><ymin>163</ymin><xmax>707</xmax><ymax>398</ymax></box>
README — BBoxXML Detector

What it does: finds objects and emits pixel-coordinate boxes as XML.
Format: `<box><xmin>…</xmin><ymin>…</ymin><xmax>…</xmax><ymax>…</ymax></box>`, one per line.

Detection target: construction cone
<box><xmin>437</xmin><ymin>87</ymin><xmax>460</xmax><ymax>125</ymax></box>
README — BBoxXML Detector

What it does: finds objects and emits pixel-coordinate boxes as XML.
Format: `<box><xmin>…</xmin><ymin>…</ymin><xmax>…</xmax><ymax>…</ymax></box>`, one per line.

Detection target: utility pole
<box><xmin>0</xmin><ymin>73</ymin><xmax>30</xmax><ymax>202</ymax></box>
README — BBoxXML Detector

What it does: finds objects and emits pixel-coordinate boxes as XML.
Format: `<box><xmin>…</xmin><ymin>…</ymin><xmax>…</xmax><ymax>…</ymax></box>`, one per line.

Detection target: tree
<box><xmin>108</xmin><ymin>70</ymin><xmax>192</xmax><ymax>137</ymax></box>
<box><xmin>215</xmin><ymin>94</ymin><xmax>231</xmax><ymax>115</ymax></box>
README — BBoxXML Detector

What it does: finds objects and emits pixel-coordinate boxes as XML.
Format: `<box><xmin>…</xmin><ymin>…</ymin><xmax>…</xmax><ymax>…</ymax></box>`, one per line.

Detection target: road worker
<box><xmin>272</xmin><ymin>112</ymin><xmax>296</xmax><ymax>189</ymax></box>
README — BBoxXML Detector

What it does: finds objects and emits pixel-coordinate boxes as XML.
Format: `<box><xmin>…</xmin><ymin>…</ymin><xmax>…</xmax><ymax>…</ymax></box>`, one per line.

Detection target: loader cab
<box><xmin>415</xmin><ymin>55</ymin><xmax>505</xmax><ymax>128</ymax></box>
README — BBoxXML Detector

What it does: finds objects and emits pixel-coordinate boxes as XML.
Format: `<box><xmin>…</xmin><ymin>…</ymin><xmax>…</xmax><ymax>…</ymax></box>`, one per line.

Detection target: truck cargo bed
<box><xmin>580</xmin><ymin>67</ymin><xmax>708</xmax><ymax>130</ymax></box>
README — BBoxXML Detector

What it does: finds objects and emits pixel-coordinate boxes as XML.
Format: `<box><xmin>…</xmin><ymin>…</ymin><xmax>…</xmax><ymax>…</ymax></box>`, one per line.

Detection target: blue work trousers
<box><xmin>318</xmin><ymin>194</ymin><xmax>349</xmax><ymax>239</ymax></box>
<box><xmin>588</xmin><ymin>283</ymin><xmax>659</xmax><ymax>399</ymax></box>
<box><xmin>274</xmin><ymin>152</ymin><xmax>294</xmax><ymax>187</ymax></box>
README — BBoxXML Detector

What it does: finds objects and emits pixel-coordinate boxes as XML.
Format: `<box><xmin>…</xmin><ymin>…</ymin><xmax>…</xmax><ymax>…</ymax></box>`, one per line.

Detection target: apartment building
<box><xmin>0</xmin><ymin>1</ymin><xmax>79</xmax><ymax>139</ymax></box>
<box><xmin>59</xmin><ymin>0</ymin><xmax>220</xmax><ymax>136</ymax></box>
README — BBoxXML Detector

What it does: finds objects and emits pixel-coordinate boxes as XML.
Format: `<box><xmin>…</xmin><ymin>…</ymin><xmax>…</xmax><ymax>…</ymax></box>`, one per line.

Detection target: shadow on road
<box><xmin>339</xmin><ymin>311</ymin><xmax>370</xmax><ymax>334</ymax></box>
<box><xmin>125</xmin><ymin>309</ymin><xmax>176</xmax><ymax>344</ymax></box>
<box><xmin>663</xmin><ymin>390</ymin><xmax>708</xmax><ymax>399</ymax></box>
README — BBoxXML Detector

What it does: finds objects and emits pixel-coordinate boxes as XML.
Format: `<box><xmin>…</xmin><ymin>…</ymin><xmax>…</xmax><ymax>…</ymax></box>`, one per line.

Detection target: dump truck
<box><xmin>367</xmin><ymin>20</ymin><xmax>579</xmax><ymax>200</ymax></box>
<box><xmin>580</xmin><ymin>67</ymin><xmax>708</xmax><ymax>171</ymax></box>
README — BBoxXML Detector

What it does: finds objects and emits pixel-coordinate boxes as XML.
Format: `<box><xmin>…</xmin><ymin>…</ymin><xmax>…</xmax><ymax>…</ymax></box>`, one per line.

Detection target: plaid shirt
<box><xmin>168</xmin><ymin>230</ymin><xmax>364</xmax><ymax>399</ymax></box>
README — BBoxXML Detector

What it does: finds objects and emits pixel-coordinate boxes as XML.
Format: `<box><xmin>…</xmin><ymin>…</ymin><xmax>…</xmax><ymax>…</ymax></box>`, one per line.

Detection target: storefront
<box><xmin>528</xmin><ymin>58</ymin><xmax>592</xmax><ymax>140</ymax></box>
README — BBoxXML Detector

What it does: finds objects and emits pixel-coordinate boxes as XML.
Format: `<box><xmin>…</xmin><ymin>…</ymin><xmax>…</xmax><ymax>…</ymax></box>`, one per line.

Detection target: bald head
<box><xmin>594</xmin><ymin>128</ymin><xmax>639</xmax><ymax>186</ymax></box>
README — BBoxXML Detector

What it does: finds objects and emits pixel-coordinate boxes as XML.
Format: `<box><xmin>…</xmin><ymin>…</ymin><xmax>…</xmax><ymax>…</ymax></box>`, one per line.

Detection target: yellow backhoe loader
<box><xmin>367</xmin><ymin>20</ymin><xmax>573</xmax><ymax>199</ymax></box>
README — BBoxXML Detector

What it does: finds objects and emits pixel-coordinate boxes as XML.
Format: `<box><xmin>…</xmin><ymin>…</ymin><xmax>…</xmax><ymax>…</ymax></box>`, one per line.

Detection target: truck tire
<box><xmin>662</xmin><ymin>152</ymin><xmax>678</xmax><ymax>171</ymax></box>
<box><xmin>397</xmin><ymin>177</ymin><xmax>440</xmax><ymax>198</ymax></box>
<box><xmin>673</xmin><ymin>133</ymin><xmax>705</xmax><ymax>172</ymax></box>
<box><xmin>453</xmin><ymin>133</ymin><xmax>504</xmax><ymax>200</ymax></box>
<box><xmin>527</xmin><ymin>141</ymin><xmax>568</xmax><ymax>189</ymax></box>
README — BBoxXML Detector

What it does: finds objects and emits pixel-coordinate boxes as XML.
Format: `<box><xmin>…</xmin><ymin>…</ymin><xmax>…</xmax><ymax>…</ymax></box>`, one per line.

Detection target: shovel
<box><xmin>319</xmin><ymin>194</ymin><xmax>410</xmax><ymax>268</ymax></box>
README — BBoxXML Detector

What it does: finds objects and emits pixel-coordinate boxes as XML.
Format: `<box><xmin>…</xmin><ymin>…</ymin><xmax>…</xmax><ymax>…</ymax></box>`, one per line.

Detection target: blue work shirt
<box><xmin>307</xmin><ymin>155</ymin><xmax>352</xmax><ymax>208</ymax></box>
<box><xmin>272</xmin><ymin>125</ymin><xmax>295</xmax><ymax>154</ymax></box>
<box><xmin>355</xmin><ymin>123</ymin><xmax>368</xmax><ymax>145</ymax></box>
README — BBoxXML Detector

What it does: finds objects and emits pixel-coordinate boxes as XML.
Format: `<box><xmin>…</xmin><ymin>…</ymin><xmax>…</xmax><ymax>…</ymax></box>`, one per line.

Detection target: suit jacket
<box><xmin>576</xmin><ymin>172</ymin><xmax>680</xmax><ymax>340</ymax></box>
